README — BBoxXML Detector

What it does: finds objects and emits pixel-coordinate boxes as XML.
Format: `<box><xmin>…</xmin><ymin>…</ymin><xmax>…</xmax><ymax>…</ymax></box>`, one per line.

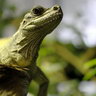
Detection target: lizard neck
<box><xmin>10</xmin><ymin>29</ymin><xmax>45</xmax><ymax>63</ymax></box>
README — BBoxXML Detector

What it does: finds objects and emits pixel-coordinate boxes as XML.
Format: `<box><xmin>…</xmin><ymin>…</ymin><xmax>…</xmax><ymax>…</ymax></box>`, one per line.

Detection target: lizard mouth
<box><xmin>37</xmin><ymin>12</ymin><xmax>62</xmax><ymax>27</ymax></box>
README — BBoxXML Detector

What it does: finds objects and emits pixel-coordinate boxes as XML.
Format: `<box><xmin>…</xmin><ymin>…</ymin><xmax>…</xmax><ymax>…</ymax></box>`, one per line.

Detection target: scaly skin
<box><xmin>0</xmin><ymin>5</ymin><xmax>63</xmax><ymax>96</ymax></box>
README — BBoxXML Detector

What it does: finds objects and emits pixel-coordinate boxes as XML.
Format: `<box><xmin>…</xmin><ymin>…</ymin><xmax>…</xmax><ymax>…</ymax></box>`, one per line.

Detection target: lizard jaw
<box><xmin>23</xmin><ymin>5</ymin><xmax>63</xmax><ymax>31</ymax></box>
<box><xmin>25</xmin><ymin>12</ymin><xmax>62</xmax><ymax>31</ymax></box>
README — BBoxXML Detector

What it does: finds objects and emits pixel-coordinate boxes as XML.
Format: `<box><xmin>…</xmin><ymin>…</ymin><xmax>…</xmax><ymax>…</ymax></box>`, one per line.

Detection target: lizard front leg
<box><xmin>33</xmin><ymin>67</ymin><xmax>49</xmax><ymax>96</ymax></box>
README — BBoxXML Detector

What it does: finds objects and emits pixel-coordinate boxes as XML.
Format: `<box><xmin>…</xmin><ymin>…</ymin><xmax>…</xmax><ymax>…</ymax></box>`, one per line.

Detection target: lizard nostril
<box><xmin>53</xmin><ymin>6</ymin><xmax>60</xmax><ymax>11</ymax></box>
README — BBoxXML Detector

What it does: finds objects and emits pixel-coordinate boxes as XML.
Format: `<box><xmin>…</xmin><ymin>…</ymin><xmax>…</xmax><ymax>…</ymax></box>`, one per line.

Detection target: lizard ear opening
<box><xmin>23</xmin><ymin>20</ymin><xmax>27</xmax><ymax>25</ymax></box>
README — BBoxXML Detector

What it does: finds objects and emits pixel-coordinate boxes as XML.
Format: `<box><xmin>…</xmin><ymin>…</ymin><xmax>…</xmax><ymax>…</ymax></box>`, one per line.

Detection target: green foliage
<box><xmin>83</xmin><ymin>68</ymin><xmax>96</xmax><ymax>80</ymax></box>
<box><xmin>84</xmin><ymin>59</ymin><xmax>96</xmax><ymax>69</ymax></box>
<box><xmin>83</xmin><ymin>59</ymin><xmax>96</xmax><ymax>80</ymax></box>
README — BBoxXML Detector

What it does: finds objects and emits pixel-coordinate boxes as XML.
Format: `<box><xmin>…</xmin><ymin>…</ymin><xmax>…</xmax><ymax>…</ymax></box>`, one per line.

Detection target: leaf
<box><xmin>83</xmin><ymin>68</ymin><xmax>96</xmax><ymax>80</ymax></box>
<box><xmin>84</xmin><ymin>59</ymin><xmax>96</xmax><ymax>69</ymax></box>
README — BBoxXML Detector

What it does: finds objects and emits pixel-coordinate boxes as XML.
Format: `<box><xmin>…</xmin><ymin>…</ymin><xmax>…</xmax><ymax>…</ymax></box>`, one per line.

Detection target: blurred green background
<box><xmin>0</xmin><ymin>0</ymin><xmax>96</xmax><ymax>96</ymax></box>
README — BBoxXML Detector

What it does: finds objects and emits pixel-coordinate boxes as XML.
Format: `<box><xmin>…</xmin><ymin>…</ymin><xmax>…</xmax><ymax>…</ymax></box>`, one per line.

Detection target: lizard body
<box><xmin>0</xmin><ymin>5</ymin><xmax>63</xmax><ymax>96</ymax></box>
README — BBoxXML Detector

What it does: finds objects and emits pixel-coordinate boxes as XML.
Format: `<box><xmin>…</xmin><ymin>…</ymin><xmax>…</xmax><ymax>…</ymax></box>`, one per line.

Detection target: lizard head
<box><xmin>19</xmin><ymin>5</ymin><xmax>63</xmax><ymax>36</ymax></box>
<box><xmin>11</xmin><ymin>5</ymin><xmax>63</xmax><ymax>61</ymax></box>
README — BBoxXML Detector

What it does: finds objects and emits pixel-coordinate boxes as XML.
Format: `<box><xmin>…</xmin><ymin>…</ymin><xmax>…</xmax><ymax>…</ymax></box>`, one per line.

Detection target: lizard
<box><xmin>0</xmin><ymin>5</ymin><xmax>63</xmax><ymax>96</ymax></box>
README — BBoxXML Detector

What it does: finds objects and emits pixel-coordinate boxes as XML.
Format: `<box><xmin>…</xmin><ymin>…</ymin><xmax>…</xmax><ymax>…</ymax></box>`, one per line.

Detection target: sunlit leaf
<box><xmin>83</xmin><ymin>68</ymin><xmax>96</xmax><ymax>80</ymax></box>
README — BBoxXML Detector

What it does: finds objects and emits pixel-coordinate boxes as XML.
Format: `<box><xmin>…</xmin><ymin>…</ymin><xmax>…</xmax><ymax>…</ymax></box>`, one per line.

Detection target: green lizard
<box><xmin>0</xmin><ymin>5</ymin><xmax>63</xmax><ymax>96</ymax></box>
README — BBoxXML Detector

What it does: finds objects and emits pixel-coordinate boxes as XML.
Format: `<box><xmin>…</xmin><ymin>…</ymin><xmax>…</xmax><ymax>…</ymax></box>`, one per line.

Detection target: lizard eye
<box><xmin>32</xmin><ymin>6</ymin><xmax>44</xmax><ymax>16</ymax></box>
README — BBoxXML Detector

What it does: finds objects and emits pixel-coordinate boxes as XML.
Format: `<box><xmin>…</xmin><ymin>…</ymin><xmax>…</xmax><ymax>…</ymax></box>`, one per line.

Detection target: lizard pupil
<box><xmin>32</xmin><ymin>7</ymin><xmax>44</xmax><ymax>15</ymax></box>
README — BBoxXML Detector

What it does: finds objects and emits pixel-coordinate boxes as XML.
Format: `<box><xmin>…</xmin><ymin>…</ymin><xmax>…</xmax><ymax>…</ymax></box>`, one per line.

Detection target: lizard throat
<box><xmin>16</xmin><ymin>32</ymin><xmax>46</xmax><ymax>62</ymax></box>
